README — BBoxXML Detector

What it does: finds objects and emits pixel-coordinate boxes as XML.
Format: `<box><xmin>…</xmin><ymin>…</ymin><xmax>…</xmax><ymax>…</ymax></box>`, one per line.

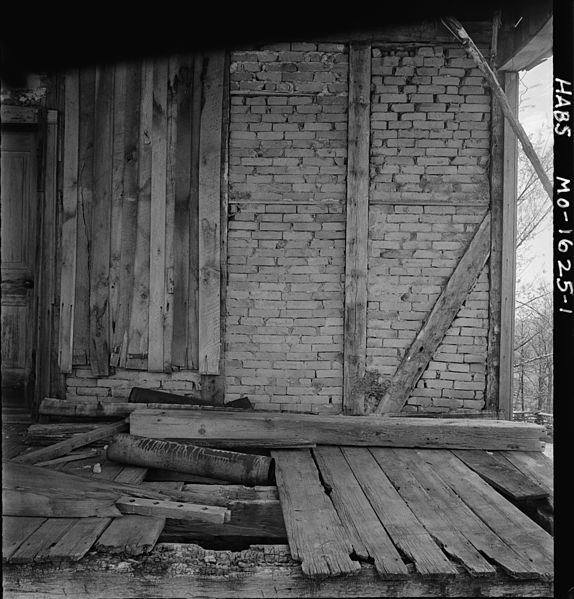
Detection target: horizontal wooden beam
<box><xmin>1</xmin><ymin>543</ymin><xmax>554</xmax><ymax>598</ymax></box>
<box><xmin>130</xmin><ymin>409</ymin><xmax>546</xmax><ymax>451</ymax></box>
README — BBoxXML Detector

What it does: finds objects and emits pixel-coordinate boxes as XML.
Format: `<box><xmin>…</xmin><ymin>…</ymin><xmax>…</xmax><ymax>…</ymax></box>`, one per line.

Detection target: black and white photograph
<box><xmin>1</xmin><ymin>1</ymin><xmax>571</xmax><ymax>597</ymax></box>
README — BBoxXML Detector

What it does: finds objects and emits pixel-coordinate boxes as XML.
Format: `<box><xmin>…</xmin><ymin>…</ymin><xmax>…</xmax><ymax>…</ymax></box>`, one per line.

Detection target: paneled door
<box><xmin>1</xmin><ymin>129</ymin><xmax>38</xmax><ymax>400</ymax></box>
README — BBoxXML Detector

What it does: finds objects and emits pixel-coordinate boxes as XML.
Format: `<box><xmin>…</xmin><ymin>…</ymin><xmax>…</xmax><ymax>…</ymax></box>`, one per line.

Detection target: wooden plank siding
<box><xmin>57</xmin><ymin>55</ymin><xmax>220</xmax><ymax>378</ymax></box>
<box><xmin>198</xmin><ymin>51</ymin><xmax>225</xmax><ymax>375</ymax></box>
<box><xmin>58</xmin><ymin>70</ymin><xmax>80</xmax><ymax>373</ymax></box>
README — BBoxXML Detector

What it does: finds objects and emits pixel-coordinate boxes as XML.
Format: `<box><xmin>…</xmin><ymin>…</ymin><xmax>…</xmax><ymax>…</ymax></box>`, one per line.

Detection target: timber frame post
<box><xmin>498</xmin><ymin>71</ymin><xmax>519</xmax><ymax>419</ymax></box>
<box><xmin>343</xmin><ymin>42</ymin><xmax>371</xmax><ymax>415</ymax></box>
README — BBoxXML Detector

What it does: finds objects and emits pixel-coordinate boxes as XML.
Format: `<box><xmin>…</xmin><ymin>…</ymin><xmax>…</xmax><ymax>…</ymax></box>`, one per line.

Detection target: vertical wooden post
<box><xmin>486</xmin><ymin>67</ymin><xmax>504</xmax><ymax>413</ymax></box>
<box><xmin>148</xmin><ymin>58</ymin><xmax>168</xmax><ymax>372</ymax></box>
<box><xmin>58</xmin><ymin>71</ymin><xmax>79</xmax><ymax>373</ymax></box>
<box><xmin>343</xmin><ymin>42</ymin><xmax>371</xmax><ymax>415</ymax></box>
<box><xmin>198</xmin><ymin>51</ymin><xmax>224</xmax><ymax>375</ymax></box>
<box><xmin>499</xmin><ymin>72</ymin><xmax>519</xmax><ymax>420</ymax></box>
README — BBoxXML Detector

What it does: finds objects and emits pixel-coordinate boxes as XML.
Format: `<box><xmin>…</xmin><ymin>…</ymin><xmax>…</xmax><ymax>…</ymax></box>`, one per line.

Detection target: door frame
<box><xmin>1</xmin><ymin>106</ymin><xmax>60</xmax><ymax>415</ymax></box>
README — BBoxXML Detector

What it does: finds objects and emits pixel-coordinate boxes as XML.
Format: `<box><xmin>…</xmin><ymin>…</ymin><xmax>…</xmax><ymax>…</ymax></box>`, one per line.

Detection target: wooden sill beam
<box><xmin>1</xmin><ymin>543</ymin><xmax>554</xmax><ymax>598</ymax></box>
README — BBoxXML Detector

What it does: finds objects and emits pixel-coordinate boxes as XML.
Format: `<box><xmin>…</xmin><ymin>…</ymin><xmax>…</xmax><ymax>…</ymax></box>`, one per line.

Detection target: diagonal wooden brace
<box><xmin>372</xmin><ymin>212</ymin><xmax>492</xmax><ymax>414</ymax></box>
<box><xmin>441</xmin><ymin>16</ymin><xmax>552</xmax><ymax>200</ymax></box>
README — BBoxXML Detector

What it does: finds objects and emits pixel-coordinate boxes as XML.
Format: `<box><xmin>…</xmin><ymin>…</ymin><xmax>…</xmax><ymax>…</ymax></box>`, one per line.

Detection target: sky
<box><xmin>515</xmin><ymin>57</ymin><xmax>553</xmax><ymax>298</ymax></box>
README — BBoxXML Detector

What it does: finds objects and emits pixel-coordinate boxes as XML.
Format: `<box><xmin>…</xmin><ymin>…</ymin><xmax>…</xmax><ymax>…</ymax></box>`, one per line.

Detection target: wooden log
<box><xmin>107</xmin><ymin>433</ymin><xmax>273</xmax><ymax>485</ymax></box>
<box><xmin>12</xmin><ymin>420</ymin><xmax>128</xmax><ymax>464</ymax></box>
<box><xmin>441</xmin><ymin>16</ymin><xmax>552</xmax><ymax>200</ymax></box>
<box><xmin>373</xmin><ymin>212</ymin><xmax>492</xmax><ymax>414</ymax></box>
<box><xmin>116</xmin><ymin>496</ymin><xmax>230</xmax><ymax>524</ymax></box>
<box><xmin>130</xmin><ymin>409</ymin><xmax>546</xmax><ymax>451</ymax></box>
<box><xmin>343</xmin><ymin>42</ymin><xmax>371</xmax><ymax>415</ymax></box>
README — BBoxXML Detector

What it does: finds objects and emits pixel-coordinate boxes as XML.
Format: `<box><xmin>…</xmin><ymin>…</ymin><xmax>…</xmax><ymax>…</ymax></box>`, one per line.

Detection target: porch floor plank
<box><xmin>452</xmin><ymin>449</ymin><xmax>549</xmax><ymax>501</ymax></box>
<box><xmin>420</xmin><ymin>449</ymin><xmax>553</xmax><ymax>578</ymax></box>
<box><xmin>2</xmin><ymin>516</ymin><xmax>47</xmax><ymax>561</ymax></box>
<box><xmin>271</xmin><ymin>449</ymin><xmax>361</xmax><ymax>578</ymax></box>
<box><xmin>341</xmin><ymin>447</ymin><xmax>457</xmax><ymax>577</ymax></box>
<box><xmin>312</xmin><ymin>446</ymin><xmax>409</xmax><ymax>578</ymax></box>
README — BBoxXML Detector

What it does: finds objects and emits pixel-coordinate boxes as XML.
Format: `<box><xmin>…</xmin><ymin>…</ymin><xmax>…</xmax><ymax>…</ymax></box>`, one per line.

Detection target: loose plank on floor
<box><xmin>341</xmin><ymin>447</ymin><xmax>457</xmax><ymax>577</ymax></box>
<box><xmin>271</xmin><ymin>449</ymin><xmax>360</xmax><ymax>578</ymax></box>
<box><xmin>46</xmin><ymin>517</ymin><xmax>111</xmax><ymax>562</ymax></box>
<box><xmin>499</xmin><ymin>451</ymin><xmax>553</xmax><ymax>507</ymax></box>
<box><xmin>312</xmin><ymin>446</ymin><xmax>408</xmax><ymax>578</ymax></box>
<box><xmin>385</xmin><ymin>449</ymin><xmax>542</xmax><ymax>579</ymax></box>
<box><xmin>372</xmin><ymin>448</ymin><xmax>497</xmax><ymax>577</ymax></box>
<box><xmin>420</xmin><ymin>449</ymin><xmax>553</xmax><ymax>578</ymax></box>
<box><xmin>95</xmin><ymin>515</ymin><xmax>166</xmax><ymax>555</ymax></box>
<box><xmin>9</xmin><ymin>518</ymin><xmax>77</xmax><ymax>563</ymax></box>
<box><xmin>452</xmin><ymin>449</ymin><xmax>548</xmax><ymax>501</ymax></box>
<box><xmin>2</xmin><ymin>517</ymin><xmax>46</xmax><ymax>561</ymax></box>
<box><xmin>94</xmin><ymin>477</ymin><xmax>178</xmax><ymax>556</ymax></box>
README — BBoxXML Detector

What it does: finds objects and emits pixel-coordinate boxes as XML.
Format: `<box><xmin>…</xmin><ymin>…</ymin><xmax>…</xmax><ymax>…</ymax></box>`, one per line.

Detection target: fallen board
<box><xmin>12</xmin><ymin>420</ymin><xmax>128</xmax><ymax>464</ymax></box>
<box><xmin>131</xmin><ymin>410</ymin><xmax>545</xmax><ymax>451</ymax></box>
<box><xmin>452</xmin><ymin>449</ymin><xmax>549</xmax><ymax>501</ymax></box>
<box><xmin>271</xmin><ymin>450</ymin><xmax>361</xmax><ymax>578</ymax></box>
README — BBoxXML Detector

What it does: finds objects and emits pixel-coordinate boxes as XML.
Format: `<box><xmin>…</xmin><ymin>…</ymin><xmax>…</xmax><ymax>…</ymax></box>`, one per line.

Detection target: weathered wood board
<box><xmin>312</xmin><ymin>446</ymin><xmax>408</xmax><ymax>577</ymax></box>
<box><xmin>342</xmin><ymin>447</ymin><xmax>457</xmax><ymax>577</ymax></box>
<box><xmin>272</xmin><ymin>450</ymin><xmax>360</xmax><ymax>577</ymax></box>
<box><xmin>131</xmin><ymin>409</ymin><xmax>545</xmax><ymax>451</ymax></box>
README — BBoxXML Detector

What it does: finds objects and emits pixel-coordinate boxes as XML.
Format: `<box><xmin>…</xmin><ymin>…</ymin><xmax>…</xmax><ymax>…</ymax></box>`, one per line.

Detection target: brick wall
<box><xmin>225</xmin><ymin>43</ymin><xmax>348</xmax><ymax>412</ymax></box>
<box><xmin>65</xmin><ymin>368</ymin><xmax>201</xmax><ymax>401</ymax></box>
<box><xmin>366</xmin><ymin>43</ymin><xmax>491</xmax><ymax>413</ymax></box>
<box><xmin>63</xmin><ymin>40</ymin><xmax>495</xmax><ymax>415</ymax></box>
<box><xmin>367</xmin><ymin>205</ymin><xmax>490</xmax><ymax>413</ymax></box>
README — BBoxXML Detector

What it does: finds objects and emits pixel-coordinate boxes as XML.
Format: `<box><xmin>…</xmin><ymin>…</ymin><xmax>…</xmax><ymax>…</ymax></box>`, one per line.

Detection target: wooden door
<box><xmin>1</xmin><ymin>130</ymin><xmax>38</xmax><ymax>398</ymax></box>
